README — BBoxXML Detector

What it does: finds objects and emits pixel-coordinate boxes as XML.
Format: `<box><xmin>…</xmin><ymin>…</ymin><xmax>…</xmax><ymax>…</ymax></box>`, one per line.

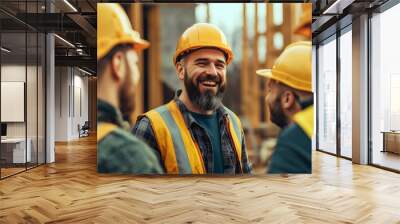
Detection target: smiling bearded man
<box><xmin>132</xmin><ymin>23</ymin><xmax>252</xmax><ymax>175</ymax></box>
<box><xmin>183</xmin><ymin>50</ymin><xmax>226</xmax><ymax>112</ymax></box>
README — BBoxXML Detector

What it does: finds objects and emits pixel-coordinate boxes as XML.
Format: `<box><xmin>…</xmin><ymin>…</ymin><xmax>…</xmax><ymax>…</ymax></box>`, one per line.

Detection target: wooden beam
<box><xmin>147</xmin><ymin>6</ymin><xmax>163</xmax><ymax>110</ymax></box>
<box><xmin>264</xmin><ymin>4</ymin><xmax>275</xmax><ymax>123</ymax></box>
<box><xmin>252</xmin><ymin>3</ymin><xmax>260</xmax><ymax>128</ymax></box>
<box><xmin>241</xmin><ymin>3</ymin><xmax>249</xmax><ymax>118</ymax></box>
<box><xmin>282</xmin><ymin>4</ymin><xmax>292</xmax><ymax>48</ymax></box>
<box><xmin>130</xmin><ymin>3</ymin><xmax>145</xmax><ymax>124</ymax></box>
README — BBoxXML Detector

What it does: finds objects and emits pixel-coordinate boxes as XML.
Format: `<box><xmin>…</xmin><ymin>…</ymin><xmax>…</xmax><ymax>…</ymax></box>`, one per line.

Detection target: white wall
<box><xmin>1</xmin><ymin>63</ymin><xmax>46</xmax><ymax>164</ymax></box>
<box><xmin>55</xmin><ymin>66</ymin><xmax>69</xmax><ymax>141</ymax></box>
<box><xmin>1</xmin><ymin>65</ymin><xmax>34</xmax><ymax>138</ymax></box>
<box><xmin>54</xmin><ymin>67</ymin><xmax>89</xmax><ymax>141</ymax></box>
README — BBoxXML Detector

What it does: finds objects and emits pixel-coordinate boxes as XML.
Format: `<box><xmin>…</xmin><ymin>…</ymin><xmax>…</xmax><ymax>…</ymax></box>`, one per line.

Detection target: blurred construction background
<box><xmin>121</xmin><ymin>3</ymin><xmax>311</xmax><ymax>171</ymax></box>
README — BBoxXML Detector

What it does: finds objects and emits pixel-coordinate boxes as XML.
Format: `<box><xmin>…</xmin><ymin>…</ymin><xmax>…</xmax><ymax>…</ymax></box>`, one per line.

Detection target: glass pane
<box><xmin>0</xmin><ymin>0</ymin><xmax>46</xmax><ymax>178</ymax></box>
<box><xmin>317</xmin><ymin>37</ymin><xmax>337</xmax><ymax>154</ymax></box>
<box><xmin>371</xmin><ymin>3</ymin><xmax>400</xmax><ymax>171</ymax></box>
<box><xmin>27</xmin><ymin>31</ymin><xmax>38</xmax><ymax>169</ymax></box>
<box><xmin>1</xmin><ymin>30</ymin><xmax>27</xmax><ymax>177</ymax></box>
<box><xmin>339</xmin><ymin>29</ymin><xmax>352</xmax><ymax>158</ymax></box>
<box><xmin>38</xmin><ymin>32</ymin><xmax>45</xmax><ymax>165</ymax></box>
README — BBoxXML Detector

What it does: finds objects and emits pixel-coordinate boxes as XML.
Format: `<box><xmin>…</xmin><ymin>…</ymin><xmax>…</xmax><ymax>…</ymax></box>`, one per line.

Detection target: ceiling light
<box><xmin>78</xmin><ymin>67</ymin><xmax>93</xmax><ymax>76</ymax></box>
<box><xmin>76</xmin><ymin>48</ymin><xmax>85</xmax><ymax>55</ymax></box>
<box><xmin>54</xmin><ymin>34</ymin><xmax>75</xmax><ymax>48</ymax></box>
<box><xmin>1</xmin><ymin>47</ymin><xmax>11</xmax><ymax>53</ymax></box>
<box><xmin>322</xmin><ymin>0</ymin><xmax>354</xmax><ymax>15</ymax></box>
<box><xmin>63</xmin><ymin>0</ymin><xmax>78</xmax><ymax>12</ymax></box>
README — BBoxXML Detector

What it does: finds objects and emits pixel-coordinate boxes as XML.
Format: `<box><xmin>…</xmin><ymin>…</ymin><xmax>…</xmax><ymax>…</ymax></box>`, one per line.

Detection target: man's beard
<box><xmin>184</xmin><ymin>70</ymin><xmax>225</xmax><ymax>111</ymax></box>
<box><xmin>119</xmin><ymin>56</ymin><xmax>136</xmax><ymax>123</ymax></box>
<box><xmin>269</xmin><ymin>92</ymin><xmax>289</xmax><ymax>129</ymax></box>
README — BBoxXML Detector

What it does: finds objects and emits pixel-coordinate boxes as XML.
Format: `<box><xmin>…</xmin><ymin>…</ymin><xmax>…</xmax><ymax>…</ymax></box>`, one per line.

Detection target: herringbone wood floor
<box><xmin>0</xmin><ymin>135</ymin><xmax>400</xmax><ymax>223</ymax></box>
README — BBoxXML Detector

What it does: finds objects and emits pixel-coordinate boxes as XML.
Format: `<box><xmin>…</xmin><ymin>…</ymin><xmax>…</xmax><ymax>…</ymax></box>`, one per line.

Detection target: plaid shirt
<box><xmin>132</xmin><ymin>90</ymin><xmax>252</xmax><ymax>174</ymax></box>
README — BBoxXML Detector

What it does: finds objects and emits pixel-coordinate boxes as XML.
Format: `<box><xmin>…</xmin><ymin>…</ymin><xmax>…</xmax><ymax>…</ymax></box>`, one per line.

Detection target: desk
<box><xmin>1</xmin><ymin>138</ymin><xmax>31</xmax><ymax>163</ymax></box>
<box><xmin>381</xmin><ymin>131</ymin><xmax>400</xmax><ymax>154</ymax></box>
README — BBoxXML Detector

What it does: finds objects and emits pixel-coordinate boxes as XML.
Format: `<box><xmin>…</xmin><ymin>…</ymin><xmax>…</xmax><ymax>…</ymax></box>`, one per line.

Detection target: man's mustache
<box><xmin>197</xmin><ymin>74</ymin><xmax>221</xmax><ymax>84</ymax></box>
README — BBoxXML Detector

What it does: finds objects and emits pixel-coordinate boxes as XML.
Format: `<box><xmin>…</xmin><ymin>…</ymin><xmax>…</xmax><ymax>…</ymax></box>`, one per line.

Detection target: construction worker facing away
<box><xmin>294</xmin><ymin>3</ymin><xmax>312</xmax><ymax>39</ymax></box>
<box><xmin>97</xmin><ymin>3</ymin><xmax>163</xmax><ymax>174</ymax></box>
<box><xmin>133</xmin><ymin>23</ymin><xmax>252</xmax><ymax>174</ymax></box>
<box><xmin>257</xmin><ymin>41</ymin><xmax>313</xmax><ymax>173</ymax></box>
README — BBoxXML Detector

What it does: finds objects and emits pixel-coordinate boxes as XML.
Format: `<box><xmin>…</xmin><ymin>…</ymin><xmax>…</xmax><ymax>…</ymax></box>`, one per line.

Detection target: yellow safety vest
<box><xmin>293</xmin><ymin>105</ymin><xmax>314</xmax><ymax>139</ymax></box>
<box><xmin>143</xmin><ymin>101</ymin><xmax>243</xmax><ymax>174</ymax></box>
<box><xmin>97</xmin><ymin>122</ymin><xmax>118</xmax><ymax>142</ymax></box>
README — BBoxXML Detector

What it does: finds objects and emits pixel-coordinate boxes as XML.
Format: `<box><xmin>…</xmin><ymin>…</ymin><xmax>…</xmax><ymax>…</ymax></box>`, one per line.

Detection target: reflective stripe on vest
<box><xmin>145</xmin><ymin>101</ymin><xmax>205</xmax><ymax>174</ymax></box>
<box><xmin>293</xmin><ymin>105</ymin><xmax>314</xmax><ymax>139</ymax></box>
<box><xmin>224</xmin><ymin>109</ymin><xmax>243</xmax><ymax>172</ymax></box>
<box><xmin>145</xmin><ymin>101</ymin><xmax>243</xmax><ymax>174</ymax></box>
<box><xmin>97</xmin><ymin>122</ymin><xmax>118</xmax><ymax>142</ymax></box>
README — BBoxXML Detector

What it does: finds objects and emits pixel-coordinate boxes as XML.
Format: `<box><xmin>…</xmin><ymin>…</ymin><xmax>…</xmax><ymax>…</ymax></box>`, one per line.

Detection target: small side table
<box><xmin>381</xmin><ymin>131</ymin><xmax>400</xmax><ymax>154</ymax></box>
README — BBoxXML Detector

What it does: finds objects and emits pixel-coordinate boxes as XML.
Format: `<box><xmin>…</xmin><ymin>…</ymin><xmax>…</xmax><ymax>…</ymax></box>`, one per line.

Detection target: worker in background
<box><xmin>294</xmin><ymin>3</ymin><xmax>312</xmax><ymax>39</ymax></box>
<box><xmin>97</xmin><ymin>3</ymin><xmax>163</xmax><ymax>174</ymax></box>
<box><xmin>257</xmin><ymin>41</ymin><xmax>313</xmax><ymax>173</ymax></box>
<box><xmin>133</xmin><ymin>23</ymin><xmax>252</xmax><ymax>174</ymax></box>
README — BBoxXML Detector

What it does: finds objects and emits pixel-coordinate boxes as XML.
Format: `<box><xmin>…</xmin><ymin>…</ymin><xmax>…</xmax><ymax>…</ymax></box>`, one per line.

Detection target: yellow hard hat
<box><xmin>97</xmin><ymin>3</ymin><xmax>149</xmax><ymax>60</ymax></box>
<box><xmin>294</xmin><ymin>4</ymin><xmax>312</xmax><ymax>38</ymax></box>
<box><xmin>173</xmin><ymin>23</ymin><xmax>234</xmax><ymax>65</ymax></box>
<box><xmin>256</xmin><ymin>41</ymin><xmax>312</xmax><ymax>92</ymax></box>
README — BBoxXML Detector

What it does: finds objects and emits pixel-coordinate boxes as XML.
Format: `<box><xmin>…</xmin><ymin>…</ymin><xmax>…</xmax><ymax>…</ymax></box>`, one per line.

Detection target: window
<box><xmin>0</xmin><ymin>1</ymin><xmax>46</xmax><ymax>179</ymax></box>
<box><xmin>317</xmin><ymin>36</ymin><xmax>337</xmax><ymax>154</ymax></box>
<box><xmin>371</xmin><ymin>2</ymin><xmax>400</xmax><ymax>171</ymax></box>
<box><xmin>339</xmin><ymin>28</ymin><xmax>352</xmax><ymax>158</ymax></box>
